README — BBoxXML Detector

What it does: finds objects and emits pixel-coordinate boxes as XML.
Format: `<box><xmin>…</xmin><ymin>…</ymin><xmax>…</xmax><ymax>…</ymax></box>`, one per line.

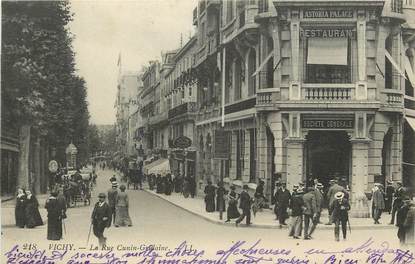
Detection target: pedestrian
<box><xmin>253</xmin><ymin>180</ymin><xmax>266</xmax><ymax>216</ymax></box>
<box><xmin>288</xmin><ymin>187</ymin><xmax>304</xmax><ymax>239</ymax></box>
<box><xmin>331</xmin><ymin>191</ymin><xmax>351</xmax><ymax>241</ymax></box>
<box><xmin>189</xmin><ymin>176</ymin><xmax>196</xmax><ymax>198</ymax></box>
<box><xmin>91</xmin><ymin>193</ymin><xmax>111</xmax><ymax>248</ymax></box>
<box><xmin>314</xmin><ymin>183</ymin><xmax>324</xmax><ymax>223</ymax></box>
<box><xmin>275</xmin><ymin>182</ymin><xmax>291</xmax><ymax>227</ymax></box>
<box><xmin>303</xmin><ymin>187</ymin><xmax>318</xmax><ymax>240</ymax></box>
<box><xmin>15</xmin><ymin>188</ymin><xmax>27</xmax><ymax>228</ymax></box>
<box><xmin>24</xmin><ymin>190</ymin><xmax>43</xmax><ymax>228</ymax></box>
<box><xmin>396</xmin><ymin>197</ymin><xmax>412</xmax><ymax>245</ymax></box>
<box><xmin>236</xmin><ymin>185</ymin><xmax>252</xmax><ymax>226</ymax></box>
<box><xmin>372</xmin><ymin>183</ymin><xmax>385</xmax><ymax>224</ymax></box>
<box><xmin>216</xmin><ymin>182</ymin><xmax>227</xmax><ymax>212</ymax></box>
<box><xmin>107</xmin><ymin>182</ymin><xmax>118</xmax><ymax>224</ymax></box>
<box><xmin>204</xmin><ymin>180</ymin><xmax>216</xmax><ymax>212</ymax></box>
<box><xmin>403</xmin><ymin>200</ymin><xmax>415</xmax><ymax>246</ymax></box>
<box><xmin>225</xmin><ymin>185</ymin><xmax>240</xmax><ymax>222</ymax></box>
<box><xmin>385</xmin><ymin>180</ymin><xmax>395</xmax><ymax>213</ymax></box>
<box><xmin>164</xmin><ymin>174</ymin><xmax>173</xmax><ymax>195</ymax></box>
<box><xmin>45</xmin><ymin>191</ymin><xmax>64</xmax><ymax>240</ymax></box>
<box><xmin>326</xmin><ymin>179</ymin><xmax>345</xmax><ymax>225</ymax></box>
<box><xmin>110</xmin><ymin>175</ymin><xmax>117</xmax><ymax>183</ymax></box>
<box><xmin>390</xmin><ymin>181</ymin><xmax>405</xmax><ymax>225</ymax></box>
<box><xmin>114</xmin><ymin>185</ymin><xmax>132</xmax><ymax>227</ymax></box>
<box><xmin>273</xmin><ymin>182</ymin><xmax>282</xmax><ymax>220</ymax></box>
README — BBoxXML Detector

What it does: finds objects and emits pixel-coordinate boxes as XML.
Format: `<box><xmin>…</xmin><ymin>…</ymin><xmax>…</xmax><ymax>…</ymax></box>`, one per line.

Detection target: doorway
<box><xmin>305</xmin><ymin>131</ymin><xmax>351</xmax><ymax>190</ymax></box>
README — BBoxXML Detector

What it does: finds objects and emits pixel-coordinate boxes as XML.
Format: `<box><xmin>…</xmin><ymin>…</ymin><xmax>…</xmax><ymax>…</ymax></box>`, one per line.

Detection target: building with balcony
<box><xmin>182</xmin><ymin>0</ymin><xmax>415</xmax><ymax>216</ymax></box>
<box><xmin>115</xmin><ymin>71</ymin><xmax>142</xmax><ymax>158</ymax></box>
<box><xmin>164</xmin><ymin>37</ymin><xmax>199</xmax><ymax>179</ymax></box>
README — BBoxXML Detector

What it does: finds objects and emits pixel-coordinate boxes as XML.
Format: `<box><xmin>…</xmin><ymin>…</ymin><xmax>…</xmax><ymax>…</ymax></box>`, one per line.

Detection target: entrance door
<box><xmin>305</xmin><ymin>131</ymin><xmax>351</xmax><ymax>190</ymax></box>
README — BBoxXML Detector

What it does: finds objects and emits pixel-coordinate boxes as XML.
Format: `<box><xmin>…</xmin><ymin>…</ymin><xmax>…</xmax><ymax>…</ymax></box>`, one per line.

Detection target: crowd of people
<box><xmin>148</xmin><ymin>173</ymin><xmax>197</xmax><ymax>198</ymax></box>
<box><xmin>199</xmin><ymin>177</ymin><xmax>415</xmax><ymax>244</ymax></box>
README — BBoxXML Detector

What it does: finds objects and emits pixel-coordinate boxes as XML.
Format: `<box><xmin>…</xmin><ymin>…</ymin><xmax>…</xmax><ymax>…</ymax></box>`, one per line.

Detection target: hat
<box><xmin>317</xmin><ymin>183</ymin><xmax>324</xmax><ymax>188</ymax></box>
<box><xmin>374</xmin><ymin>183</ymin><xmax>384</xmax><ymax>188</ymax></box>
<box><xmin>329</xmin><ymin>179</ymin><xmax>336</xmax><ymax>183</ymax></box>
<box><xmin>293</xmin><ymin>184</ymin><xmax>299</xmax><ymax>188</ymax></box>
<box><xmin>243</xmin><ymin>184</ymin><xmax>249</xmax><ymax>190</ymax></box>
<box><xmin>296</xmin><ymin>187</ymin><xmax>305</xmax><ymax>194</ymax></box>
<box><xmin>112</xmin><ymin>182</ymin><xmax>118</xmax><ymax>187</ymax></box>
<box><xmin>387</xmin><ymin>180</ymin><xmax>393</xmax><ymax>184</ymax></box>
<box><xmin>98</xmin><ymin>193</ymin><xmax>106</xmax><ymax>198</ymax></box>
<box><xmin>335</xmin><ymin>192</ymin><xmax>344</xmax><ymax>199</ymax></box>
<box><xmin>396</xmin><ymin>181</ymin><xmax>403</xmax><ymax>186</ymax></box>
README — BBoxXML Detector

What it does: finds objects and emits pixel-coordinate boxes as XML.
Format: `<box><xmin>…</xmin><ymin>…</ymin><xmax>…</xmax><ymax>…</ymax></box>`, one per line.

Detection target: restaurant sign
<box><xmin>302</xmin><ymin>116</ymin><xmax>354</xmax><ymax>129</ymax></box>
<box><xmin>300</xmin><ymin>28</ymin><xmax>356</xmax><ymax>39</ymax></box>
<box><xmin>303</xmin><ymin>9</ymin><xmax>354</xmax><ymax>19</ymax></box>
<box><xmin>173</xmin><ymin>136</ymin><xmax>192</xmax><ymax>149</ymax></box>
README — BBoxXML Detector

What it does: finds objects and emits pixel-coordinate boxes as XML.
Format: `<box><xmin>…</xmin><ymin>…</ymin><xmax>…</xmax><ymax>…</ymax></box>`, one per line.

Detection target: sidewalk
<box><xmin>145</xmin><ymin>189</ymin><xmax>396</xmax><ymax>230</ymax></box>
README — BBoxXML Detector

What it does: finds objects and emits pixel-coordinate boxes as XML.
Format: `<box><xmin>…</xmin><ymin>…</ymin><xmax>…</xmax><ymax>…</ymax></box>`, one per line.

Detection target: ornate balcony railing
<box><xmin>168</xmin><ymin>102</ymin><xmax>197</xmax><ymax>119</ymax></box>
<box><xmin>381</xmin><ymin>90</ymin><xmax>403</xmax><ymax>106</ymax></box>
<box><xmin>304</xmin><ymin>87</ymin><xmax>352</xmax><ymax>101</ymax></box>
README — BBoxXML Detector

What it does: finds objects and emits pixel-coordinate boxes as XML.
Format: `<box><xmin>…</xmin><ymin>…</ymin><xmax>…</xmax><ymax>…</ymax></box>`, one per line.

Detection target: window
<box><xmin>385</xmin><ymin>36</ymin><xmax>393</xmax><ymax>89</ymax></box>
<box><xmin>305</xmin><ymin>37</ymin><xmax>351</xmax><ymax>83</ymax></box>
<box><xmin>236</xmin><ymin>130</ymin><xmax>245</xmax><ymax>180</ymax></box>
<box><xmin>249</xmin><ymin>129</ymin><xmax>257</xmax><ymax>183</ymax></box>
<box><xmin>226</xmin><ymin>0</ymin><xmax>234</xmax><ymax>24</ymax></box>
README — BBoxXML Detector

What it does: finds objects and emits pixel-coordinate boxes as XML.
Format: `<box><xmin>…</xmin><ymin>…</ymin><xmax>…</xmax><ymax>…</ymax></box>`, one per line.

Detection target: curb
<box><xmin>143</xmin><ymin>189</ymin><xmax>396</xmax><ymax>231</ymax></box>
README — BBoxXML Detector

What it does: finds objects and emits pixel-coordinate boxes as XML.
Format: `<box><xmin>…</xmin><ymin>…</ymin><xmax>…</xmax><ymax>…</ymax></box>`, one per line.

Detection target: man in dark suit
<box><xmin>275</xmin><ymin>182</ymin><xmax>291</xmax><ymax>227</ymax></box>
<box><xmin>331</xmin><ymin>191</ymin><xmax>350</xmax><ymax>241</ymax></box>
<box><xmin>303</xmin><ymin>187</ymin><xmax>318</xmax><ymax>240</ymax></box>
<box><xmin>91</xmin><ymin>193</ymin><xmax>111</xmax><ymax>248</ymax></box>
<box><xmin>390</xmin><ymin>181</ymin><xmax>405</xmax><ymax>225</ymax></box>
<box><xmin>326</xmin><ymin>180</ymin><xmax>345</xmax><ymax>225</ymax></box>
<box><xmin>236</xmin><ymin>185</ymin><xmax>252</xmax><ymax>226</ymax></box>
<box><xmin>107</xmin><ymin>182</ymin><xmax>118</xmax><ymax>224</ymax></box>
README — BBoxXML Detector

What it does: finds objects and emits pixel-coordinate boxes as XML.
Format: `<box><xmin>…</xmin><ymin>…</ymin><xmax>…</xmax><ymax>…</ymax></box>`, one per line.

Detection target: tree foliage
<box><xmin>2</xmin><ymin>1</ymin><xmax>90</xmax><ymax>165</ymax></box>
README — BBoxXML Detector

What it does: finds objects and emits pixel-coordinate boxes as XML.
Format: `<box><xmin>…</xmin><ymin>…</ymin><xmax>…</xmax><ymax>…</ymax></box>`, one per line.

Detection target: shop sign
<box><xmin>302</xmin><ymin>118</ymin><xmax>354</xmax><ymax>129</ymax></box>
<box><xmin>173</xmin><ymin>136</ymin><xmax>192</xmax><ymax>149</ymax></box>
<box><xmin>303</xmin><ymin>9</ymin><xmax>354</xmax><ymax>19</ymax></box>
<box><xmin>214</xmin><ymin>129</ymin><xmax>230</xmax><ymax>159</ymax></box>
<box><xmin>300</xmin><ymin>28</ymin><xmax>356</xmax><ymax>39</ymax></box>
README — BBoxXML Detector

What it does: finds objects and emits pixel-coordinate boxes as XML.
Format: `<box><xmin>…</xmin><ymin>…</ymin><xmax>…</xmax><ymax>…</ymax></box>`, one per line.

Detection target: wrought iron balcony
<box><xmin>168</xmin><ymin>102</ymin><xmax>197</xmax><ymax>119</ymax></box>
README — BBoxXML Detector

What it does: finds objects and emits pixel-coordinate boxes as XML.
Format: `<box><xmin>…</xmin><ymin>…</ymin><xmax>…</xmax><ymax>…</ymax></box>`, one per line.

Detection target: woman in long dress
<box><xmin>204</xmin><ymin>180</ymin><xmax>216</xmax><ymax>212</ymax></box>
<box><xmin>225</xmin><ymin>185</ymin><xmax>240</xmax><ymax>222</ymax></box>
<box><xmin>45</xmin><ymin>191</ymin><xmax>63</xmax><ymax>240</ymax></box>
<box><xmin>15</xmin><ymin>188</ymin><xmax>26</xmax><ymax>228</ymax></box>
<box><xmin>114</xmin><ymin>185</ymin><xmax>132</xmax><ymax>227</ymax></box>
<box><xmin>25</xmin><ymin>190</ymin><xmax>43</xmax><ymax>228</ymax></box>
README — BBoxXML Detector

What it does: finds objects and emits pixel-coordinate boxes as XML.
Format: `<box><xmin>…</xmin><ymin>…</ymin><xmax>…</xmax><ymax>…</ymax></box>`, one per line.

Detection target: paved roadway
<box><xmin>1</xmin><ymin>168</ymin><xmax>412</xmax><ymax>263</ymax></box>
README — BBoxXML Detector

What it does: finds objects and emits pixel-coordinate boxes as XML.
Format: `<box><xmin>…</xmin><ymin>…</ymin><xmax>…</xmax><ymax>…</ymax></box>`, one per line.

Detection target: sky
<box><xmin>69</xmin><ymin>0</ymin><xmax>196</xmax><ymax>125</ymax></box>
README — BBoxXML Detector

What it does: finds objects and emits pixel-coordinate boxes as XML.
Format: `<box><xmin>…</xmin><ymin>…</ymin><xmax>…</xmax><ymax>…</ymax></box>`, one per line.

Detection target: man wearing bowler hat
<box><xmin>91</xmin><ymin>193</ymin><xmax>111</xmax><ymax>248</ymax></box>
<box><xmin>236</xmin><ymin>185</ymin><xmax>252</xmax><ymax>226</ymax></box>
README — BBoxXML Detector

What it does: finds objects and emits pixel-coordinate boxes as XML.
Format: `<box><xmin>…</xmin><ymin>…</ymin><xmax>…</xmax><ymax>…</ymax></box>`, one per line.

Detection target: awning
<box><xmin>404</xmin><ymin>55</ymin><xmax>415</xmax><ymax>89</ymax></box>
<box><xmin>252</xmin><ymin>51</ymin><xmax>273</xmax><ymax>77</ymax></box>
<box><xmin>385</xmin><ymin>49</ymin><xmax>406</xmax><ymax>79</ymax></box>
<box><xmin>405</xmin><ymin>116</ymin><xmax>415</xmax><ymax>131</ymax></box>
<box><xmin>308</xmin><ymin>38</ymin><xmax>348</xmax><ymax>65</ymax></box>
<box><xmin>147</xmin><ymin>159</ymin><xmax>171</xmax><ymax>176</ymax></box>
<box><xmin>143</xmin><ymin>158</ymin><xmax>167</xmax><ymax>174</ymax></box>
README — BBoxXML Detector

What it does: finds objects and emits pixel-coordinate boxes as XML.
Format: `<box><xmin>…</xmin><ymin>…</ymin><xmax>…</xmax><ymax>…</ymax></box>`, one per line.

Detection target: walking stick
<box><xmin>347</xmin><ymin>218</ymin><xmax>352</xmax><ymax>234</ymax></box>
<box><xmin>86</xmin><ymin>222</ymin><xmax>93</xmax><ymax>246</ymax></box>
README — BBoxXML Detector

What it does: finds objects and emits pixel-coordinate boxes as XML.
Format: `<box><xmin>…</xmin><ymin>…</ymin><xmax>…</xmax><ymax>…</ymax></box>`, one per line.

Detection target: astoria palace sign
<box><xmin>303</xmin><ymin>9</ymin><xmax>354</xmax><ymax>19</ymax></box>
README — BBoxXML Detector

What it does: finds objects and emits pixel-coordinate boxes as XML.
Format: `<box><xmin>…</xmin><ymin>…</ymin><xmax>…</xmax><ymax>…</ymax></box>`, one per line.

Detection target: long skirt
<box><xmin>227</xmin><ymin>201</ymin><xmax>240</xmax><ymax>220</ymax></box>
<box><xmin>15</xmin><ymin>205</ymin><xmax>26</xmax><ymax>228</ymax></box>
<box><xmin>25</xmin><ymin>205</ymin><xmax>43</xmax><ymax>228</ymax></box>
<box><xmin>115</xmin><ymin>206</ymin><xmax>132</xmax><ymax>226</ymax></box>
<box><xmin>205</xmin><ymin>196</ymin><xmax>215</xmax><ymax>212</ymax></box>
<box><xmin>47</xmin><ymin>216</ymin><xmax>62</xmax><ymax>240</ymax></box>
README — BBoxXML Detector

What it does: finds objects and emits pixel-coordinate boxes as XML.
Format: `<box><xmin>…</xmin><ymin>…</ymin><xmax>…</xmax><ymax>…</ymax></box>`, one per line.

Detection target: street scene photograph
<box><xmin>1</xmin><ymin>0</ymin><xmax>415</xmax><ymax>263</ymax></box>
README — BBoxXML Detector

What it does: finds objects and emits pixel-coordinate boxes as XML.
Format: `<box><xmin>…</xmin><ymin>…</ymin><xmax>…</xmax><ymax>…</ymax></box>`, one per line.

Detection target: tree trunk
<box><xmin>18</xmin><ymin>125</ymin><xmax>31</xmax><ymax>190</ymax></box>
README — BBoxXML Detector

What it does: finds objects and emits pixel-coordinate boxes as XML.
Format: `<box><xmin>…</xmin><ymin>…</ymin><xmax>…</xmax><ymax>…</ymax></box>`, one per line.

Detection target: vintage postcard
<box><xmin>1</xmin><ymin>0</ymin><xmax>415</xmax><ymax>263</ymax></box>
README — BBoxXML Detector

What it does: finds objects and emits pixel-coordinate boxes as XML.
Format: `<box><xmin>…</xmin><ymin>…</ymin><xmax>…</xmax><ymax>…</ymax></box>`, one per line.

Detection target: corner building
<box><xmin>254</xmin><ymin>0</ymin><xmax>415</xmax><ymax>216</ymax></box>
<box><xmin>188</xmin><ymin>0</ymin><xmax>415</xmax><ymax>216</ymax></box>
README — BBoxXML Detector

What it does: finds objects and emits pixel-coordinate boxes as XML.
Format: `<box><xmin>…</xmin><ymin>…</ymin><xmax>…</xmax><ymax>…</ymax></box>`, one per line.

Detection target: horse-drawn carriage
<box><xmin>62</xmin><ymin>168</ymin><xmax>92</xmax><ymax>207</ymax></box>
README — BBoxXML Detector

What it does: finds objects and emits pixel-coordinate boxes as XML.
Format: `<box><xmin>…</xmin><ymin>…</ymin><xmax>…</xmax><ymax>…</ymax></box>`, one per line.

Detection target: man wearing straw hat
<box><xmin>331</xmin><ymin>191</ymin><xmax>350</xmax><ymax>241</ymax></box>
